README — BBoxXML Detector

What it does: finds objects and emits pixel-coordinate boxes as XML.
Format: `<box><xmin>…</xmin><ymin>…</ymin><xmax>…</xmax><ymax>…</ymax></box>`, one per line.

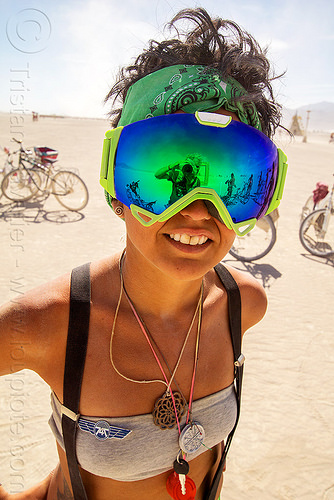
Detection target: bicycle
<box><xmin>1</xmin><ymin>139</ymin><xmax>89</xmax><ymax>211</ymax></box>
<box><xmin>229</xmin><ymin>211</ymin><xmax>277</xmax><ymax>262</ymax></box>
<box><xmin>300</xmin><ymin>182</ymin><xmax>329</xmax><ymax>223</ymax></box>
<box><xmin>0</xmin><ymin>146</ymin><xmax>15</xmax><ymax>175</ymax></box>
<box><xmin>299</xmin><ymin>176</ymin><xmax>334</xmax><ymax>257</ymax></box>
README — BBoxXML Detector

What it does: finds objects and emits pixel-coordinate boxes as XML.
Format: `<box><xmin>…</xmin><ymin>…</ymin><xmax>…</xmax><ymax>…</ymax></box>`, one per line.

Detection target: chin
<box><xmin>159</xmin><ymin>255</ymin><xmax>223</xmax><ymax>282</ymax></box>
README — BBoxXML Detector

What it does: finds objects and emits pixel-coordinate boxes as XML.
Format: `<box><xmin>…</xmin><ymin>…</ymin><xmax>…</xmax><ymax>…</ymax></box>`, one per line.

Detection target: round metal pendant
<box><xmin>179</xmin><ymin>421</ymin><xmax>205</xmax><ymax>453</ymax></box>
<box><xmin>152</xmin><ymin>391</ymin><xmax>186</xmax><ymax>430</ymax></box>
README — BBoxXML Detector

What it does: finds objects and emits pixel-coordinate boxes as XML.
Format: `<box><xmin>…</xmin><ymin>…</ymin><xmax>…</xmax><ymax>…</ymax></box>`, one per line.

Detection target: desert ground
<box><xmin>0</xmin><ymin>112</ymin><xmax>333</xmax><ymax>499</ymax></box>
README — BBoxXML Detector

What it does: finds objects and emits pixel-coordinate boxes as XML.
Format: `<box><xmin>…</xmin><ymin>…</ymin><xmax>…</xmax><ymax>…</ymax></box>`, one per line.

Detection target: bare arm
<box><xmin>0</xmin><ymin>471</ymin><xmax>54</xmax><ymax>500</ymax></box>
<box><xmin>0</xmin><ymin>276</ymin><xmax>71</xmax><ymax>498</ymax></box>
<box><xmin>154</xmin><ymin>165</ymin><xmax>171</xmax><ymax>179</ymax></box>
<box><xmin>225</xmin><ymin>265</ymin><xmax>268</xmax><ymax>335</ymax></box>
<box><xmin>0</xmin><ymin>274</ymin><xmax>70</xmax><ymax>387</ymax></box>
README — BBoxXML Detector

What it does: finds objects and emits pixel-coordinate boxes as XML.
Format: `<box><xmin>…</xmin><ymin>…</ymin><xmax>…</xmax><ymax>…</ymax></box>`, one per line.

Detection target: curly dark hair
<box><xmin>105</xmin><ymin>8</ymin><xmax>282</xmax><ymax>137</ymax></box>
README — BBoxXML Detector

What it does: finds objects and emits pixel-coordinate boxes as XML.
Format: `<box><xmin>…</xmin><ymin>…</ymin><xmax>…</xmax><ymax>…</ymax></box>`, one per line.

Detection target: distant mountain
<box><xmin>281</xmin><ymin>101</ymin><xmax>334</xmax><ymax>132</ymax></box>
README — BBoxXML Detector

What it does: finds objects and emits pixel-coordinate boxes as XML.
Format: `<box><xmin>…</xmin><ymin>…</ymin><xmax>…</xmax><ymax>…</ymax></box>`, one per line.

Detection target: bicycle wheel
<box><xmin>52</xmin><ymin>170</ymin><xmax>89</xmax><ymax>211</ymax></box>
<box><xmin>1</xmin><ymin>168</ymin><xmax>41</xmax><ymax>201</ymax></box>
<box><xmin>229</xmin><ymin>214</ymin><xmax>277</xmax><ymax>261</ymax></box>
<box><xmin>299</xmin><ymin>208</ymin><xmax>334</xmax><ymax>257</ymax></box>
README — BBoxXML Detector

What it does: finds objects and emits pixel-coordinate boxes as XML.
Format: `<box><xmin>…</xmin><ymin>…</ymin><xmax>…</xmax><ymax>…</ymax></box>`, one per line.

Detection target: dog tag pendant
<box><xmin>179</xmin><ymin>421</ymin><xmax>205</xmax><ymax>454</ymax></box>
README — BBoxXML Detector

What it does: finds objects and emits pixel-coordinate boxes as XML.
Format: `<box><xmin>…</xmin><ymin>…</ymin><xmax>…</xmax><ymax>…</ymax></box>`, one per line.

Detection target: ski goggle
<box><xmin>100</xmin><ymin>111</ymin><xmax>287</xmax><ymax>236</ymax></box>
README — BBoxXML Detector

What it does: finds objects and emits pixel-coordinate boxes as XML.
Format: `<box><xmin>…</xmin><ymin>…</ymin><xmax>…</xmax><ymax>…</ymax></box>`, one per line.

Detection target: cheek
<box><xmin>218</xmin><ymin>221</ymin><xmax>236</xmax><ymax>247</ymax></box>
<box><xmin>226</xmin><ymin>230</ymin><xmax>236</xmax><ymax>248</ymax></box>
<box><xmin>123</xmin><ymin>207</ymin><xmax>144</xmax><ymax>240</ymax></box>
<box><xmin>123</xmin><ymin>207</ymin><xmax>159</xmax><ymax>248</ymax></box>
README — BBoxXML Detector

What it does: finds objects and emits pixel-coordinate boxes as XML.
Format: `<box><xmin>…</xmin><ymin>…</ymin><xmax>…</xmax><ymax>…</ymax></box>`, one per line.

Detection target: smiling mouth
<box><xmin>169</xmin><ymin>233</ymin><xmax>209</xmax><ymax>246</ymax></box>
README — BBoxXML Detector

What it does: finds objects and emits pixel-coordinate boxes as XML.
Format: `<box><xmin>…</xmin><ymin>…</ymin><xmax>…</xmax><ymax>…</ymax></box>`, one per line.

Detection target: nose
<box><xmin>179</xmin><ymin>200</ymin><xmax>211</xmax><ymax>221</ymax></box>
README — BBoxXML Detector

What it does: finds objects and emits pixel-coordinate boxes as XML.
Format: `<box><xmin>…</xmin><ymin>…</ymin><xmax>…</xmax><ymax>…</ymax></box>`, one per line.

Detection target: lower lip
<box><xmin>164</xmin><ymin>235</ymin><xmax>212</xmax><ymax>253</ymax></box>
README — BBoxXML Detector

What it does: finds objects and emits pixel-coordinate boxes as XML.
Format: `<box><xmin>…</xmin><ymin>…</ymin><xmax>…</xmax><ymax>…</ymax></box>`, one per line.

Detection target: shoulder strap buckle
<box><xmin>234</xmin><ymin>353</ymin><xmax>245</xmax><ymax>367</ymax></box>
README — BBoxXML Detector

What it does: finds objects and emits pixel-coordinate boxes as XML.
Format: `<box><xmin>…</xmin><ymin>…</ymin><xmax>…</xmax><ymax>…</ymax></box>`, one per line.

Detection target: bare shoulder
<box><xmin>215</xmin><ymin>263</ymin><xmax>267</xmax><ymax>334</ymax></box>
<box><xmin>0</xmin><ymin>271</ymin><xmax>71</xmax><ymax>380</ymax></box>
<box><xmin>0</xmin><ymin>255</ymin><xmax>119</xmax><ymax>388</ymax></box>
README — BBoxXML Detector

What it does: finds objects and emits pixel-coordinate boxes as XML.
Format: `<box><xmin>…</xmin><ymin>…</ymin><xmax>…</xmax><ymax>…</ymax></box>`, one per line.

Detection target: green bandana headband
<box><xmin>105</xmin><ymin>64</ymin><xmax>262</xmax><ymax>210</ymax></box>
<box><xmin>119</xmin><ymin>64</ymin><xmax>261</xmax><ymax>131</ymax></box>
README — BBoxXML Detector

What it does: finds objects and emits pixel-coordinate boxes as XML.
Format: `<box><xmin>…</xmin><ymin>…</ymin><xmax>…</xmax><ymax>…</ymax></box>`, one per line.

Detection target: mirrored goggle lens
<box><xmin>107</xmin><ymin>113</ymin><xmax>280</xmax><ymax>224</ymax></box>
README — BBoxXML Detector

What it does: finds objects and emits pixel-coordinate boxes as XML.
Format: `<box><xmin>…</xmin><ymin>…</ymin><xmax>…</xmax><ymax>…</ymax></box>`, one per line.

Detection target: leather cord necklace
<box><xmin>110</xmin><ymin>253</ymin><xmax>206</xmax><ymax>499</ymax></box>
<box><xmin>121</xmin><ymin>282</ymin><xmax>189</xmax><ymax>415</ymax></box>
<box><xmin>109</xmin><ymin>253</ymin><xmax>203</xmax><ymax>430</ymax></box>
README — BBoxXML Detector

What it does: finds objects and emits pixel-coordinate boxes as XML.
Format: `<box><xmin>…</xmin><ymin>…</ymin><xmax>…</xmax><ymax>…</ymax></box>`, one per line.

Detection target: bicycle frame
<box><xmin>319</xmin><ymin>183</ymin><xmax>333</xmax><ymax>238</ymax></box>
<box><xmin>12</xmin><ymin>142</ymin><xmax>57</xmax><ymax>193</ymax></box>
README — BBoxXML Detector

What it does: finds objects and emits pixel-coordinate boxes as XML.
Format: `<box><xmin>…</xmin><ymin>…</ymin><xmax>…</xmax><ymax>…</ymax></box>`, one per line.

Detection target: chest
<box><xmin>78</xmin><ymin>298</ymin><xmax>235</xmax><ymax>417</ymax></box>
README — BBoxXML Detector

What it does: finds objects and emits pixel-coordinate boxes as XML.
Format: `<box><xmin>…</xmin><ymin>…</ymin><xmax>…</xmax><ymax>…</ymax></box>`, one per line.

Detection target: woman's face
<box><xmin>119</xmin><ymin>107</ymin><xmax>240</xmax><ymax>281</ymax></box>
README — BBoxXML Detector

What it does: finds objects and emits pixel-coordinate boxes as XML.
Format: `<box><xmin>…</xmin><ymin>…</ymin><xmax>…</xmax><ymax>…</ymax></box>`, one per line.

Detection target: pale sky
<box><xmin>1</xmin><ymin>0</ymin><xmax>333</xmax><ymax>118</ymax></box>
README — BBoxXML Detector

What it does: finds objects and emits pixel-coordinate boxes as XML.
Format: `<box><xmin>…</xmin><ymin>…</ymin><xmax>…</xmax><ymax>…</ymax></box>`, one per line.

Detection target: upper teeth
<box><xmin>169</xmin><ymin>234</ymin><xmax>208</xmax><ymax>245</ymax></box>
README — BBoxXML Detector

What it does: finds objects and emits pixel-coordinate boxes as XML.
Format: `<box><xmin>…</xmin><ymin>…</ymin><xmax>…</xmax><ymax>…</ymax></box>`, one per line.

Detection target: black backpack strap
<box><xmin>61</xmin><ymin>263</ymin><xmax>91</xmax><ymax>500</ymax></box>
<box><xmin>206</xmin><ymin>263</ymin><xmax>244</xmax><ymax>500</ymax></box>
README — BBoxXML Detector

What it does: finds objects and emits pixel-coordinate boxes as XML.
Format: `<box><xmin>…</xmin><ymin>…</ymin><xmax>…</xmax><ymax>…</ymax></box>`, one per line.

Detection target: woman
<box><xmin>0</xmin><ymin>8</ymin><xmax>286</xmax><ymax>500</ymax></box>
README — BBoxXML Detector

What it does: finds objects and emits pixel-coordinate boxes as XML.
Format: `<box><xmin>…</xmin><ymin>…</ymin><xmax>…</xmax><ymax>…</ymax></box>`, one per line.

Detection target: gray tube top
<box><xmin>49</xmin><ymin>383</ymin><xmax>237</xmax><ymax>481</ymax></box>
